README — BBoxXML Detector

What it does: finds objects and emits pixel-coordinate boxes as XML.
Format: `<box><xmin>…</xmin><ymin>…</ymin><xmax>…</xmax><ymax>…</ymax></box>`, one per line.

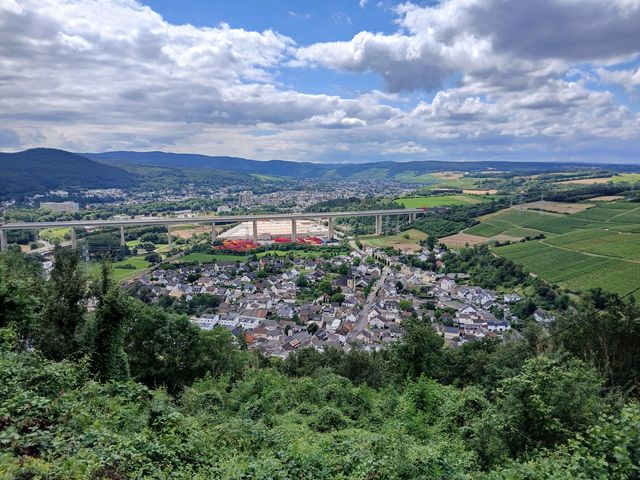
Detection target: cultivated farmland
<box><xmin>484</xmin><ymin>201</ymin><xmax>640</xmax><ymax>296</ymax></box>
<box><xmin>396</xmin><ymin>195</ymin><xmax>491</xmax><ymax>208</ymax></box>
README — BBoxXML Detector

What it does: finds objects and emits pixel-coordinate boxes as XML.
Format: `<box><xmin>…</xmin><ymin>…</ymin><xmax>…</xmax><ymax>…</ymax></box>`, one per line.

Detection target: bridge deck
<box><xmin>1</xmin><ymin>209</ymin><xmax>423</xmax><ymax>230</ymax></box>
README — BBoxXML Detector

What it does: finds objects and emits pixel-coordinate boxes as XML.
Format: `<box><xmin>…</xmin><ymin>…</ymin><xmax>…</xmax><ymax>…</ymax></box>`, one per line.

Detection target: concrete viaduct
<box><xmin>0</xmin><ymin>208</ymin><xmax>424</xmax><ymax>252</ymax></box>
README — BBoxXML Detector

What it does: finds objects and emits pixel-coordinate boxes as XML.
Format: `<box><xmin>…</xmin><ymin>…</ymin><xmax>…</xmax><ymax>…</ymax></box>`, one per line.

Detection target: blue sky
<box><xmin>143</xmin><ymin>0</ymin><xmax>400</xmax><ymax>98</ymax></box>
<box><xmin>143</xmin><ymin>1</ymin><xmax>397</xmax><ymax>42</ymax></box>
<box><xmin>0</xmin><ymin>0</ymin><xmax>639</xmax><ymax>163</ymax></box>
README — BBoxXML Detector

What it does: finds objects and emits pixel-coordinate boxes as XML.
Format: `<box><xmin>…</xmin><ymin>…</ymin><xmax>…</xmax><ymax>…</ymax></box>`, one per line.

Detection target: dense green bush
<box><xmin>2</xmin><ymin>247</ymin><xmax>640</xmax><ymax>478</ymax></box>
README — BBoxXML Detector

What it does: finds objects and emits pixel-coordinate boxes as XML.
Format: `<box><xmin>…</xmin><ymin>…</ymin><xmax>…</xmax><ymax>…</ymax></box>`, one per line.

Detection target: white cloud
<box><xmin>0</xmin><ymin>0</ymin><xmax>638</xmax><ymax>164</ymax></box>
<box><xmin>309</xmin><ymin>110</ymin><xmax>367</xmax><ymax>128</ymax></box>
<box><xmin>297</xmin><ymin>0</ymin><xmax>640</xmax><ymax>93</ymax></box>
<box><xmin>329</xmin><ymin>12</ymin><xmax>353</xmax><ymax>26</ymax></box>
<box><xmin>382</xmin><ymin>143</ymin><xmax>429</xmax><ymax>154</ymax></box>
<box><xmin>597</xmin><ymin>67</ymin><xmax>640</xmax><ymax>93</ymax></box>
<box><xmin>56</xmin><ymin>32</ymin><xmax>95</xmax><ymax>51</ymax></box>
<box><xmin>288</xmin><ymin>11</ymin><xmax>311</xmax><ymax>20</ymax></box>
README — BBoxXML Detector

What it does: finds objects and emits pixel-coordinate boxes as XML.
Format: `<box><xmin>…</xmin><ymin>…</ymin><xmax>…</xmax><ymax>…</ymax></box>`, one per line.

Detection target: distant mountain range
<box><xmin>0</xmin><ymin>148</ymin><xmax>136</xmax><ymax>199</ymax></box>
<box><xmin>84</xmin><ymin>150</ymin><xmax>640</xmax><ymax>179</ymax></box>
<box><xmin>1</xmin><ymin>148</ymin><xmax>639</xmax><ymax>200</ymax></box>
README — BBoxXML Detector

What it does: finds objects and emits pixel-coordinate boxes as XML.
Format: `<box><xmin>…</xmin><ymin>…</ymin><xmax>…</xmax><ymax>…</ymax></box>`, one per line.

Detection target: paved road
<box><xmin>355</xmin><ymin>266</ymin><xmax>390</xmax><ymax>333</ymax></box>
<box><xmin>26</xmin><ymin>239</ymin><xmax>72</xmax><ymax>255</ymax></box>
<box><xmin>2</xmin><ymin>208</ymin><xmax>423</xmax><ymax>230</ymax></box>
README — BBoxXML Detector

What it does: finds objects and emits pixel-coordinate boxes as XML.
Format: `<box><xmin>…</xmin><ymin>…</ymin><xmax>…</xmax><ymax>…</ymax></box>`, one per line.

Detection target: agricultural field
<box><xmin>171</xmin><ymin>224</ymin><xmax>210</xmax><ymax>239</ymax></box>
<box><xmin>463</xmin><ymin>189</ymin><xmax>498</xmax><ymax>195</ymax></box>
<box><xmin>485</xmin><ymin>201</ymin><xmax>640</xmax><ymax>296</ymax></box>
<box><xmin>439</xmin><ymin>232</ymin><xmax>488</xmax><ymax>247</ymax></box>
<box><xmin>361</xmin><ymin>228</ymin><xmax>428</xmax><ymax>252</ymax></box>
<box><xmin>558</xmin><ymin>173</ymin><xmax>640</xmax><ymax>185</ymax></box>
<box><xmin>393</xmin><ymin>171</ymin><xmax>483</xmax><ymax>190</ymax></box>
<box><xmin>521</xmin><ymin>200</ymin><xmax>592</xmax><ymax>214</ymax></box>
<box><xmin>396</xmin><ymin>195</ymin><xmax>491</xmax><ymax>208</ymax></box>
<box><xmin>469</xmin><ymin>207</ymin><xmax>596</xmax><ymax>236</ymax></box>
<box><xmin>588</xmin><ymin>195</ymin><xmax>625</xmax><ymax>202</ymax></box>
<box><xmin>86</xmin><ymin>256</ymin><xmax>152</xmax><ymax>283</ymax></box>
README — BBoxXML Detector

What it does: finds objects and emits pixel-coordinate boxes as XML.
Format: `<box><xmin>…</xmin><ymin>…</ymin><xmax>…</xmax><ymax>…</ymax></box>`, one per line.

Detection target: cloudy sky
<box><xmin>1</xmin><ymin>0</ymin><xmax>639</xmax><ymax>163</ymax></box>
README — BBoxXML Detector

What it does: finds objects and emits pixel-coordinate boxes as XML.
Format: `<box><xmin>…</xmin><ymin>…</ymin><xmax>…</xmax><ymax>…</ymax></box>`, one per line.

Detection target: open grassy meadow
<box><xmin>361</xmin><ymin>228</ymin><xmax>428</xmax><ymax>251</ymax></box>
<box><xmin>250</xmin><ymin>173</ymin><xmax>287</xmax><ymax>182</ymax></box>
<box><xmin>86</xmin><ymin>256</ymin><xmax>152</xmax><ymax>283</ymax></box>
<box><xmin>40</xmin><ymin>227</ymin><xmax>69</xmax><ymax>242</ymax></box>
<box><xmin>558</xmin><ymin>173</ymin><xmax>640</xmax><ymax>185</ymax></box>
<box><xmin>482</xmin><ymin>201</ymin><xmax>640</xmax><ymax>296</ymax></box>
<box><xmin>396</xmin><ymin>195</ymin><xmax>492</xmax><ymax>208</ymax></box>
<box><xmin>391</xmin><ymin>171</ymin><xmax>492</xmax><ymax>192</ymax></box>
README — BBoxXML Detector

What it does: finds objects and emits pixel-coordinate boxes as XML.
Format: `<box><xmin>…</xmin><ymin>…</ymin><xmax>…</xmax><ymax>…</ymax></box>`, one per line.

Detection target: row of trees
<box><xmin>0</xmin><ymin>248</ymin><xmax>251</xmax><ymax>393</ymax></box>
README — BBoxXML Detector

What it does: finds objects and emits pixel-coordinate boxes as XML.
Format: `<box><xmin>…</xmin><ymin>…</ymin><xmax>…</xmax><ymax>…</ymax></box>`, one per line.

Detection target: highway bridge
<box><xmin>0</xmin><ymin>208</ymin><xmax>424</xmax><ymax>251</ymax></box>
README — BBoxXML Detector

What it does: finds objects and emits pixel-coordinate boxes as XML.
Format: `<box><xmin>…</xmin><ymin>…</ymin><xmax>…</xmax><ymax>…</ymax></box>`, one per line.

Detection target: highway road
<box><xmin>0</xmin><ymin>208</ymin><xmax>423</xmax><ymax>230</ymax></box>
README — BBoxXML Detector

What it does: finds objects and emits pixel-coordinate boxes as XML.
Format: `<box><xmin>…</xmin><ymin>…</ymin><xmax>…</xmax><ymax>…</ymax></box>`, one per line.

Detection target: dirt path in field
<box><xmin>607</xmin><ymin>205</ymin><xmax>640</xmax><ymax>221</ymax></box>
<box><xmin>538</xmin><ymin>240</ymin><xmax>640</xmax><ymax>265</ymax></box>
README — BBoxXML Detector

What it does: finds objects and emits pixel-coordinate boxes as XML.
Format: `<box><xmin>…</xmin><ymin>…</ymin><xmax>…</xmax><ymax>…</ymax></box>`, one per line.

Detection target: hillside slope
<box><xmin>85</xmin><ymin>150</ymin><xmax>640</xmax><ymax>179</ymax></box>
<box><xmin>0</xmin><ymin>148</ymin><xmax>136</xmax><ymax>198</ymax></box>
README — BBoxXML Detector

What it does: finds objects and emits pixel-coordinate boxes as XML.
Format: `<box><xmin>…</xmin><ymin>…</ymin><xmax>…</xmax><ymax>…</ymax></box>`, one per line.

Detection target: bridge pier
<box><xmin>211</xmin><ymin>222</ymin><xmax>217</xmax><ymax>240</ymax></box>
<box><xmin>409</xmin><ymin>213</ymin><xmax>416</xmax><ymax>223</ymax></box>
<box><xmin>70</xmin><ymin>227</ymin><xmax>77</xmax><ymax>249</ymax></box>
<box><xmin>0</xmin><ymin>210</ymin><xmax>422</xmax><ymax>253</ymax></box>
<box><xmin>291</xmin><ymin>219</ymin><xmax>297</xmax><ymax>242</ymax></box>
<box><xmin>120</xmin><ymin>225</ymin><xmax>126</xmax><ymax>247</ymax></box>
<box><xmin>375</xmin><ymin>215</ymin><xmax>383</xmax><ymax>236</ymax></box>
<box><xmin>0</xmin><ymin>229</ymin><xmax>7</xmax><ymax>252</ymax></box>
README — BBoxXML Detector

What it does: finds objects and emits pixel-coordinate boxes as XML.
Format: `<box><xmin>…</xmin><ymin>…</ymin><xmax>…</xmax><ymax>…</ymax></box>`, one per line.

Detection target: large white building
<box><xmin>238</xmin><ymin>191</ymin><xmax>253</xmax><ymax>206</ymax></box>
<box><xmin>40</xmin><ymin>201</ymin><xmax>80</xmax><ymax>213</ymax></box>
<box><xmin>219</xmin><ymin>219</ymin><xmax>328</xmax><ymax>240</ymax></box>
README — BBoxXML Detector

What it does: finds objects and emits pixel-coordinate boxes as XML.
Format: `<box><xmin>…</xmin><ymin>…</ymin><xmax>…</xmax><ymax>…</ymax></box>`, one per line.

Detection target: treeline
<box><xmin>443</xmin><ymin>244</ymin><xmax>570</xmax><ymax>315</ymax></box>
<box><xmin>190</xmin><ymin>241</ymin><xmax>351</xmax><ymax>257</ymax></box>
<box><xmin>412</xmin><ymin>198</ymin><xmax>511</xmax><ymax>237</ymax></box>
<box><xmin>542</xmin><ymin>183</ymin><xmax>634</xmax><ymax>202</ymax></box>
<box><xmin>0</xmin><ymin>249</ymin><xmax>251</xmax><ymax>393</ymax></box>
<box><xmin>1</xmin><ymin>248</ymin><xmax>640</xmax><ymax>477</ymax></box>
<box><xmin>307</xmin><ymin>196</ymin><xmax>408</xmax><ymax>234</ymax></box>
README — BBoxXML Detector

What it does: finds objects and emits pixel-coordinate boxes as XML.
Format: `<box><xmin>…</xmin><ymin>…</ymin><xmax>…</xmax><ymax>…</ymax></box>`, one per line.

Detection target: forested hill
<box><xmin>0</xmin><ymin>148</ymin><xmax>136</xmax><ymax>198</ymax></box>
<box><xmin>84</xmin><ymin>150</ymin><xmax>640</xmax><ymax>179</ymax></box>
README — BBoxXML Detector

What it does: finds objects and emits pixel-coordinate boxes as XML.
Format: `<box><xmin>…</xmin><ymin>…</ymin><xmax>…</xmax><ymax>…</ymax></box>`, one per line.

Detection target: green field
<box><xmin>467</xmin><ymin>209</ymin><xmax>595</xmax><ymax>237</ymax></box>
<box><xmin>40</xmin><ymin>227</ymin><xmax>69</xmax><ymax>242</ymax></box>
<box><xmin>181</xmin><ymin>252</ymin><xmax>249</xmax><ymax>263</ymax></box>
<box><xmin>396</xmin><ymin>195</ymin><xmax>491</xmax><ymax>208</ymax></box>
<box><xmin>486</xmin><ymin>202</ymin><xmax>640</xmax><ymax>295</ymax></box>
<box><xmin>361</xmin><ymin>228</ymin><xmax>428</xmax><ymax>249</ymax></box>
<box><xmin>611</xmin><ymin>173</ymin><xmax>640</xmax><ymax>183</ymax></box>
<box><xmin>250</xmin><ymin>173</ymin><xmax>287</xmax><ymax>182</ymax></box>
<box><xmin>86</xmin><ymin>256</ymin><xmax>152</xmax><ymax>283</ymax></box>
<box><xmin>393</xmin><ymin>172</ymin><xmax>483</xmax><ymax>190</ymax></box>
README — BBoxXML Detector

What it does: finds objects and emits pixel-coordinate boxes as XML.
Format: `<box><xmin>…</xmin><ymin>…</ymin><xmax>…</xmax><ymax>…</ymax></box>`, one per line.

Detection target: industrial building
<box><xmin>39</xmin><ymin>201</ymin><xmax>80</xmax><ymax>213</ymax></box>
